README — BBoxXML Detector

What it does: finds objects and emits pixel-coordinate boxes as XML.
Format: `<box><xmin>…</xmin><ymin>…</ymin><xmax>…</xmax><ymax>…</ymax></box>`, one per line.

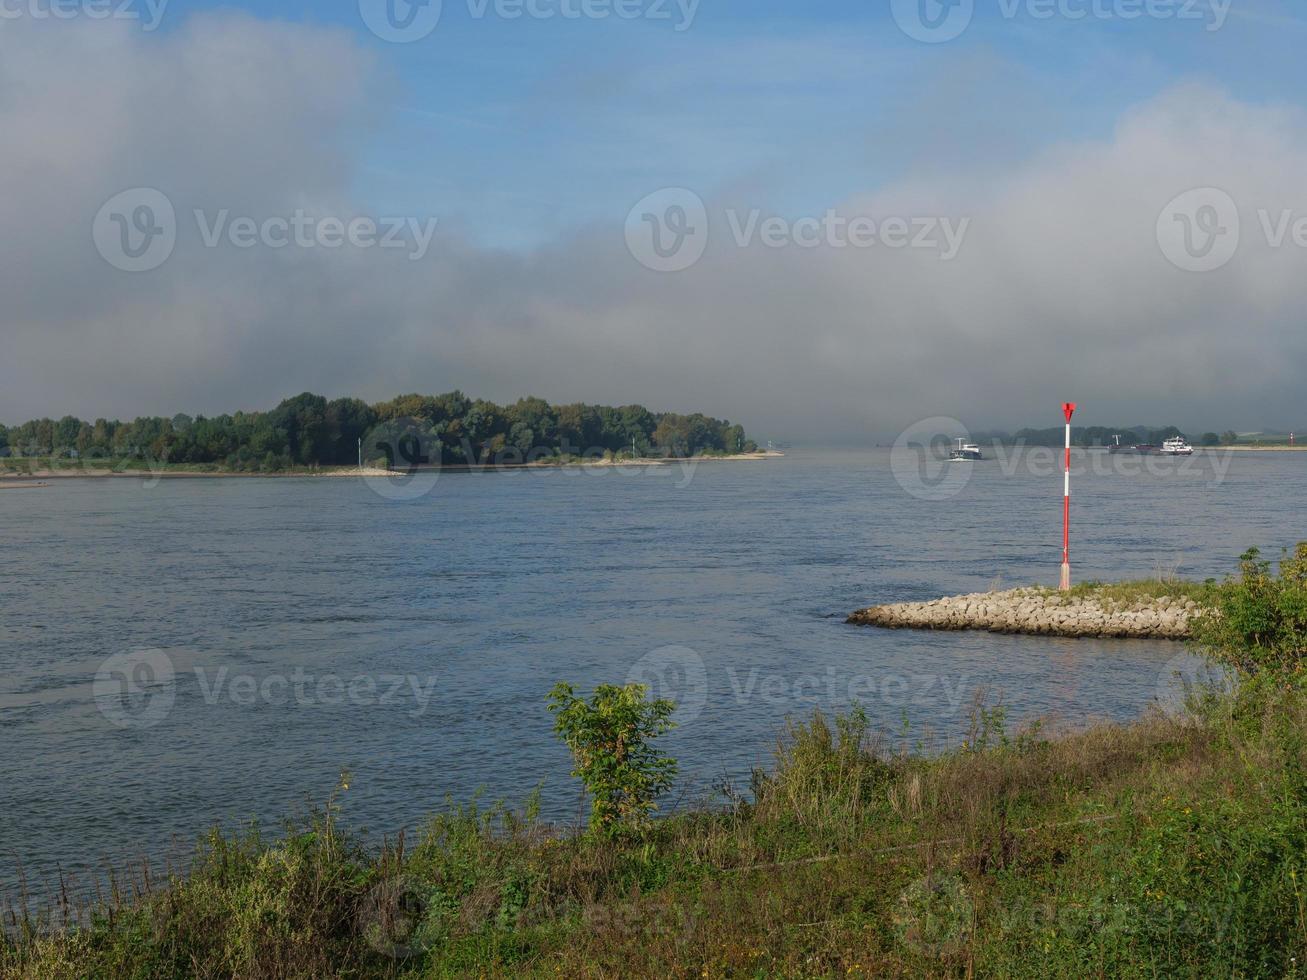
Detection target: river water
<box><xmin>1</xmin><ymin>447</ymin><xmax>1300</xmax><ymax>896</ymax></box>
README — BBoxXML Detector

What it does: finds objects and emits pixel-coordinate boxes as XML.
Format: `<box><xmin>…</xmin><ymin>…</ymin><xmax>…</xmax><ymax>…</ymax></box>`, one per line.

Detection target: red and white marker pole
<box><xmin>1060</xmin><ymin>402</ymin><xmax>1076</xmax><ymax>591</ymax></box>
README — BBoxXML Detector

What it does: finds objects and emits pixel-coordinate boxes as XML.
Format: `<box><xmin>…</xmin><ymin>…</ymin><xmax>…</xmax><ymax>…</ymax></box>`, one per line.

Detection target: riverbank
<box><xmin>1219</xmin><ymin>444</ymin><xmax>1307</xmax><ymax>451</ymax></box>
<box><xmin>848</xmin><ymin>581</ymin><xmax>1210</xmax><ymax>640</ymax></box>
<box><xmin>6</xmin><ymin>549</ymin><xmax>1306</xmax><ymax>977</ymax></box>
<box><xmin>0</xmin><ymin>452</ymin><xmax>783</xmax><ymax>481</ymax></box>
<box><xmin>6</xmin><ymin>683</ymin><xmax>1301</xmax><ymax>978</ymax></box>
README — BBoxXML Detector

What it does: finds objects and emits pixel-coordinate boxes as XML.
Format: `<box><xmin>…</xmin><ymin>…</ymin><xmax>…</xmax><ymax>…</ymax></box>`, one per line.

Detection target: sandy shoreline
<box><xmin>1216</xmin><ymin>445</ymin><xmax>1307</xmax><ymax>452</ymax></box>
<box><xmin>0</xmin><ymin>451</ymin><xmax>784</xmax><ymax>481</ymax></box>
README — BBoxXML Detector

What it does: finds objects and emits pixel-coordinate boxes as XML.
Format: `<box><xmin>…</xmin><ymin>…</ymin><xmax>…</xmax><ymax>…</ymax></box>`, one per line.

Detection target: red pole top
<box><xmin>1063</xmin><ymin>403</ymin><xmax>1077</xmax><ymax>422</ymax></box>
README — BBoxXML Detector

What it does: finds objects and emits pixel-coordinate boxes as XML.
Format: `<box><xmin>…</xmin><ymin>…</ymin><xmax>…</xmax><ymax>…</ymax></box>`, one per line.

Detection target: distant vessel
<box><xmin>1108</xmin><ymin>434</ymin><xmax>1191</xmax><ymax>455</ymax></box>
<box><xmin>949</xmin><ymin>439</ymin><xmax>983</xmax><ymax>461</ymax></box>
<box><xmin>1157</xmin><ymin>436</ymin><xmax>1194</xmax><ymax>456</ymax></box>
<box><xmin>1107</xmin><ymin>434</ymin><xmax>1151</xmax><ymax>455</ymax></box>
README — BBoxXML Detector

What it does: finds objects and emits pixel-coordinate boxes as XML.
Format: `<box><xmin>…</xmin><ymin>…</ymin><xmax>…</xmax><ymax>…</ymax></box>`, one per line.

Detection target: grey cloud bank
<box><xmin>2</xmin><ymin>15</ymin><xmax>1305</xmax><ymax>441</ymax></box>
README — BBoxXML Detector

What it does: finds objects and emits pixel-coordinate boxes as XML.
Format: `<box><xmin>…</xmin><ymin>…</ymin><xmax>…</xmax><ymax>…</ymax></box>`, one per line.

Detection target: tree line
<box><xmin>0</xmin><ymin>392</ymin><xmax>757</xmax><ymax>470</ymax></box>
<box><xmin>975</xmin><ymin>426</ymin><xmax>1241</xmax><ymax>447</ymax></box>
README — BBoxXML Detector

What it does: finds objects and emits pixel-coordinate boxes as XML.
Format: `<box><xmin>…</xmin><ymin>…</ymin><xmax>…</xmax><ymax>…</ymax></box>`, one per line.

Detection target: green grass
<box><xmin>1033</xmin><ymin>578</ymin><xmax>1218</xmax><ymax>605</ymax></box>
<box><xmin>6</xmin><ymin>683</ymin><xmax>1305</xmax><ymax>978</ymax></box>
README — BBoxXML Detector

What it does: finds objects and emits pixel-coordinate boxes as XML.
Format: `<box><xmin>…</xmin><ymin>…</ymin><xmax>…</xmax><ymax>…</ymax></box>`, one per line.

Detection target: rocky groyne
<box><xmin>847</xmin><ymin>588</ymin><xmax>1203</xmax><ymax>640</ymax></box>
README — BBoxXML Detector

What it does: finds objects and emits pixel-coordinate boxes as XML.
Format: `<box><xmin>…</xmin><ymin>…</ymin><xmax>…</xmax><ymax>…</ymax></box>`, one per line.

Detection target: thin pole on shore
<box><xmin>1060</xmin><ymin>402</ymin><xmax>1076</xmax><ymax>591</ymax></box>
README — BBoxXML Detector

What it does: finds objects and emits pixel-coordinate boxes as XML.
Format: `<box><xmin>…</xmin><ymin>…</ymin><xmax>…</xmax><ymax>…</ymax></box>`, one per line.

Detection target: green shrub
<box><xmin>547</xmin><ymin>683</ymin><xmax>677</xmax><ymax>834</ymax></box>
<box><xmin>1194</xmin><ymin>544</ymin><xmax>1307</xmax><ymax>675</ymax></box>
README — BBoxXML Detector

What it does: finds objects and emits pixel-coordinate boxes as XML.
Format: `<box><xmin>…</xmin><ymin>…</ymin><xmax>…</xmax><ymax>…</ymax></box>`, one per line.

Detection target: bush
<box><xmin>1193</xmin><ymin>544</ymin><xmax>1307</xmax><ymax>675</ymax></box>
<box><xmin>547</xmin><ymin>683</ymin><xmax>677</xmax><ymax>834</ymax></box>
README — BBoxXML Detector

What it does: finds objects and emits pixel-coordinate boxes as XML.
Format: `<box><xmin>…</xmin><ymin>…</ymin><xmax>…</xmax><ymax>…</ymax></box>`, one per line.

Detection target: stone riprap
<box><xmin>847</xmin><ymin>588</ymin><xmax>1202</xmax><ymax>640</ymax></box>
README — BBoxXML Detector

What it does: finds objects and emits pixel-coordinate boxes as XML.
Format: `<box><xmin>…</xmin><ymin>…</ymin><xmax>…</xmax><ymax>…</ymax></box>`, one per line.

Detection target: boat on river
<box><xmin>948</xmin><ymin>439</ymin><xmax>983</xmax><ymax>461</ymax></box>
<box><xmin>1157</xmin><ymin>436</ymin><xmax>1194</xmax><ymax>456</ymax></box>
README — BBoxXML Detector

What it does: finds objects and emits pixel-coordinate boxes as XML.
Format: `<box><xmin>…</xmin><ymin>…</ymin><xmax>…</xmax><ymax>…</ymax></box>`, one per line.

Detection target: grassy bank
<box><xmin>6</xmin><ymin>689</ymin><xmax>1303</xmax><ymax>978</ymax></box>
<box><xmin>5</xmin><ymin>550</ymin><xmax>1306</xmax><ymax>978</ymax></box>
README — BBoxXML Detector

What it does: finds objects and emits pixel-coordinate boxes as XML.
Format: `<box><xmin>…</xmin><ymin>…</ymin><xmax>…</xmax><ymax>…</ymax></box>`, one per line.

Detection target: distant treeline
<box><xmin>974</xmin><ymin>426</ymin><xmax>1240</xmax><ymax>448</ymax></box>
<box><xmin>0</xmin><ymin>392</ymin><xmax>757</xmax><ymax>470</ymax></box>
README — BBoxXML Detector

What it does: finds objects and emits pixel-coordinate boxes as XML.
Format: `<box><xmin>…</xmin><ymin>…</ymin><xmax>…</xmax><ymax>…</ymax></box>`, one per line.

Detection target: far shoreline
<box><xmin>0</xmin><ymin>450</ymin><xmax>785</xmax><ymax>481</ymax></box>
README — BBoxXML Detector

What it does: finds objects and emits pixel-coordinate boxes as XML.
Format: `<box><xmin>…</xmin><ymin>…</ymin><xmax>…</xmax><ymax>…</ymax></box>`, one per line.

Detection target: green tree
<box><xmin>325</xmin><ymin>398</ymin><xmax>377</xmax><ymax>465</ymax></box>
<box><xmin>547</xmin><ymin>682</ymin><xmax>678</xmax><ymax>833</ymax></box>
<box><xmin>1201</xmin><ymin>432</ymin><xmax>1220</xmax><ymax>447</ymax></box>
<box><xmin>508</xmin><ymin>397</ymin><xmax>558</xmax><ymax>450</ymax></box>
<box><xmin>1220</xmin><ymin>430</ymin><xmax>1239</xmax><ymax>446</ymax></box>
<box><xmin>1</xmin><ymin>393</ymin><xmax>753</xmax><ymax>471</ymax></box>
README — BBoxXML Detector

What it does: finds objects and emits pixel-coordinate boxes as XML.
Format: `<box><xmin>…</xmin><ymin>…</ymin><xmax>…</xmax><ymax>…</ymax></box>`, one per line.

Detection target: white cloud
<box><xmin>2</xmin><ymin>14</ymin><xmax>1305</xmax><ymax>439</ymax></box>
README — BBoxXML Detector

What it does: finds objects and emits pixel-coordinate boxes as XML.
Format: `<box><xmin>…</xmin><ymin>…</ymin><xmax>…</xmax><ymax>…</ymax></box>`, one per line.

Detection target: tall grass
<box><xmin>6</xmin><ymin>681</ymin><xmax>1304</xmax><ymax>978</ymax></box>
<box><xmin>7</xmin><ymin>548</ymin><xmax>1307</xmax><ymax>977</ymax></box>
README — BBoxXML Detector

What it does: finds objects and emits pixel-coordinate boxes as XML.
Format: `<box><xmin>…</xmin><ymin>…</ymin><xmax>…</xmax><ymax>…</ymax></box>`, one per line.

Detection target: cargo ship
<box><xmin>1108</xmin><ymin>434</ymin><xmax>1193</xmax><ymax>455</ymax></box>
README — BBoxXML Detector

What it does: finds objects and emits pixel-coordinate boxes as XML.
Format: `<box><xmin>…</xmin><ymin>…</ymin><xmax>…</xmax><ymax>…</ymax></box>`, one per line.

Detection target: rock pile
<box><xmin>847</xmin><ymin>588</ymin><xmax>1202</xmax><ymax>640</ymax></box>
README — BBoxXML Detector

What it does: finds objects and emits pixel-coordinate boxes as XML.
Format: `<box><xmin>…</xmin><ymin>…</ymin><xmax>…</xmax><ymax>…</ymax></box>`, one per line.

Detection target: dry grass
<box><xmin>5</xmin><ymin>684</ymin><xmax>1304</xmax><ymax>978</ymax></box>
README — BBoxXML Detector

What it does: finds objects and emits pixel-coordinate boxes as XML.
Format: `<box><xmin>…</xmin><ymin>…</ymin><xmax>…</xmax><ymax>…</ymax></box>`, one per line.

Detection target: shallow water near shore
<box><xmin>1</xmin><ymin>447</ymin><xmax>1302</xmax><ymax>897</ymax></box>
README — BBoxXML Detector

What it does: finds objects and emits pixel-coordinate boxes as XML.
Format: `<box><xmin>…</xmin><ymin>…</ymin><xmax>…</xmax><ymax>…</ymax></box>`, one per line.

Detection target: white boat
<box><xmin>948</xmin><ymin>439</ymin><xmax>983</xmax><ymax>461</ymax></box>
<box><xmin>1157</xmin><ymin>436</ymin><xmax>1194</xmax><ymax>456</ymax></box>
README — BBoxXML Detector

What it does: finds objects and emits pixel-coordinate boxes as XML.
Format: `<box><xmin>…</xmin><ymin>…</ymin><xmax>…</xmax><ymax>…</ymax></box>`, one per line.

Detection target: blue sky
<box><xmin>147</xmin><ymin>0</ymin><xmax>1307</xmax><ymax>247</ymax></box>
<box><xmin>7</xmin><ymin>0</ymin><xmax>1307</xmax><ymax>433</ymax></box>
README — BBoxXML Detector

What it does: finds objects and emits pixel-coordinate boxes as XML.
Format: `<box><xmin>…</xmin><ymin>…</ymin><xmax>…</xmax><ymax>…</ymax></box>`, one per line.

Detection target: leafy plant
<box><xmin>547</xmin><ymin>682</ymin><xmax>678</xmax><ymax>833</ymax></box>
<box><xmin>1193</xmin><ymin>544</ymin><xmax>1307</xmax><ymax>675</ymax></box>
